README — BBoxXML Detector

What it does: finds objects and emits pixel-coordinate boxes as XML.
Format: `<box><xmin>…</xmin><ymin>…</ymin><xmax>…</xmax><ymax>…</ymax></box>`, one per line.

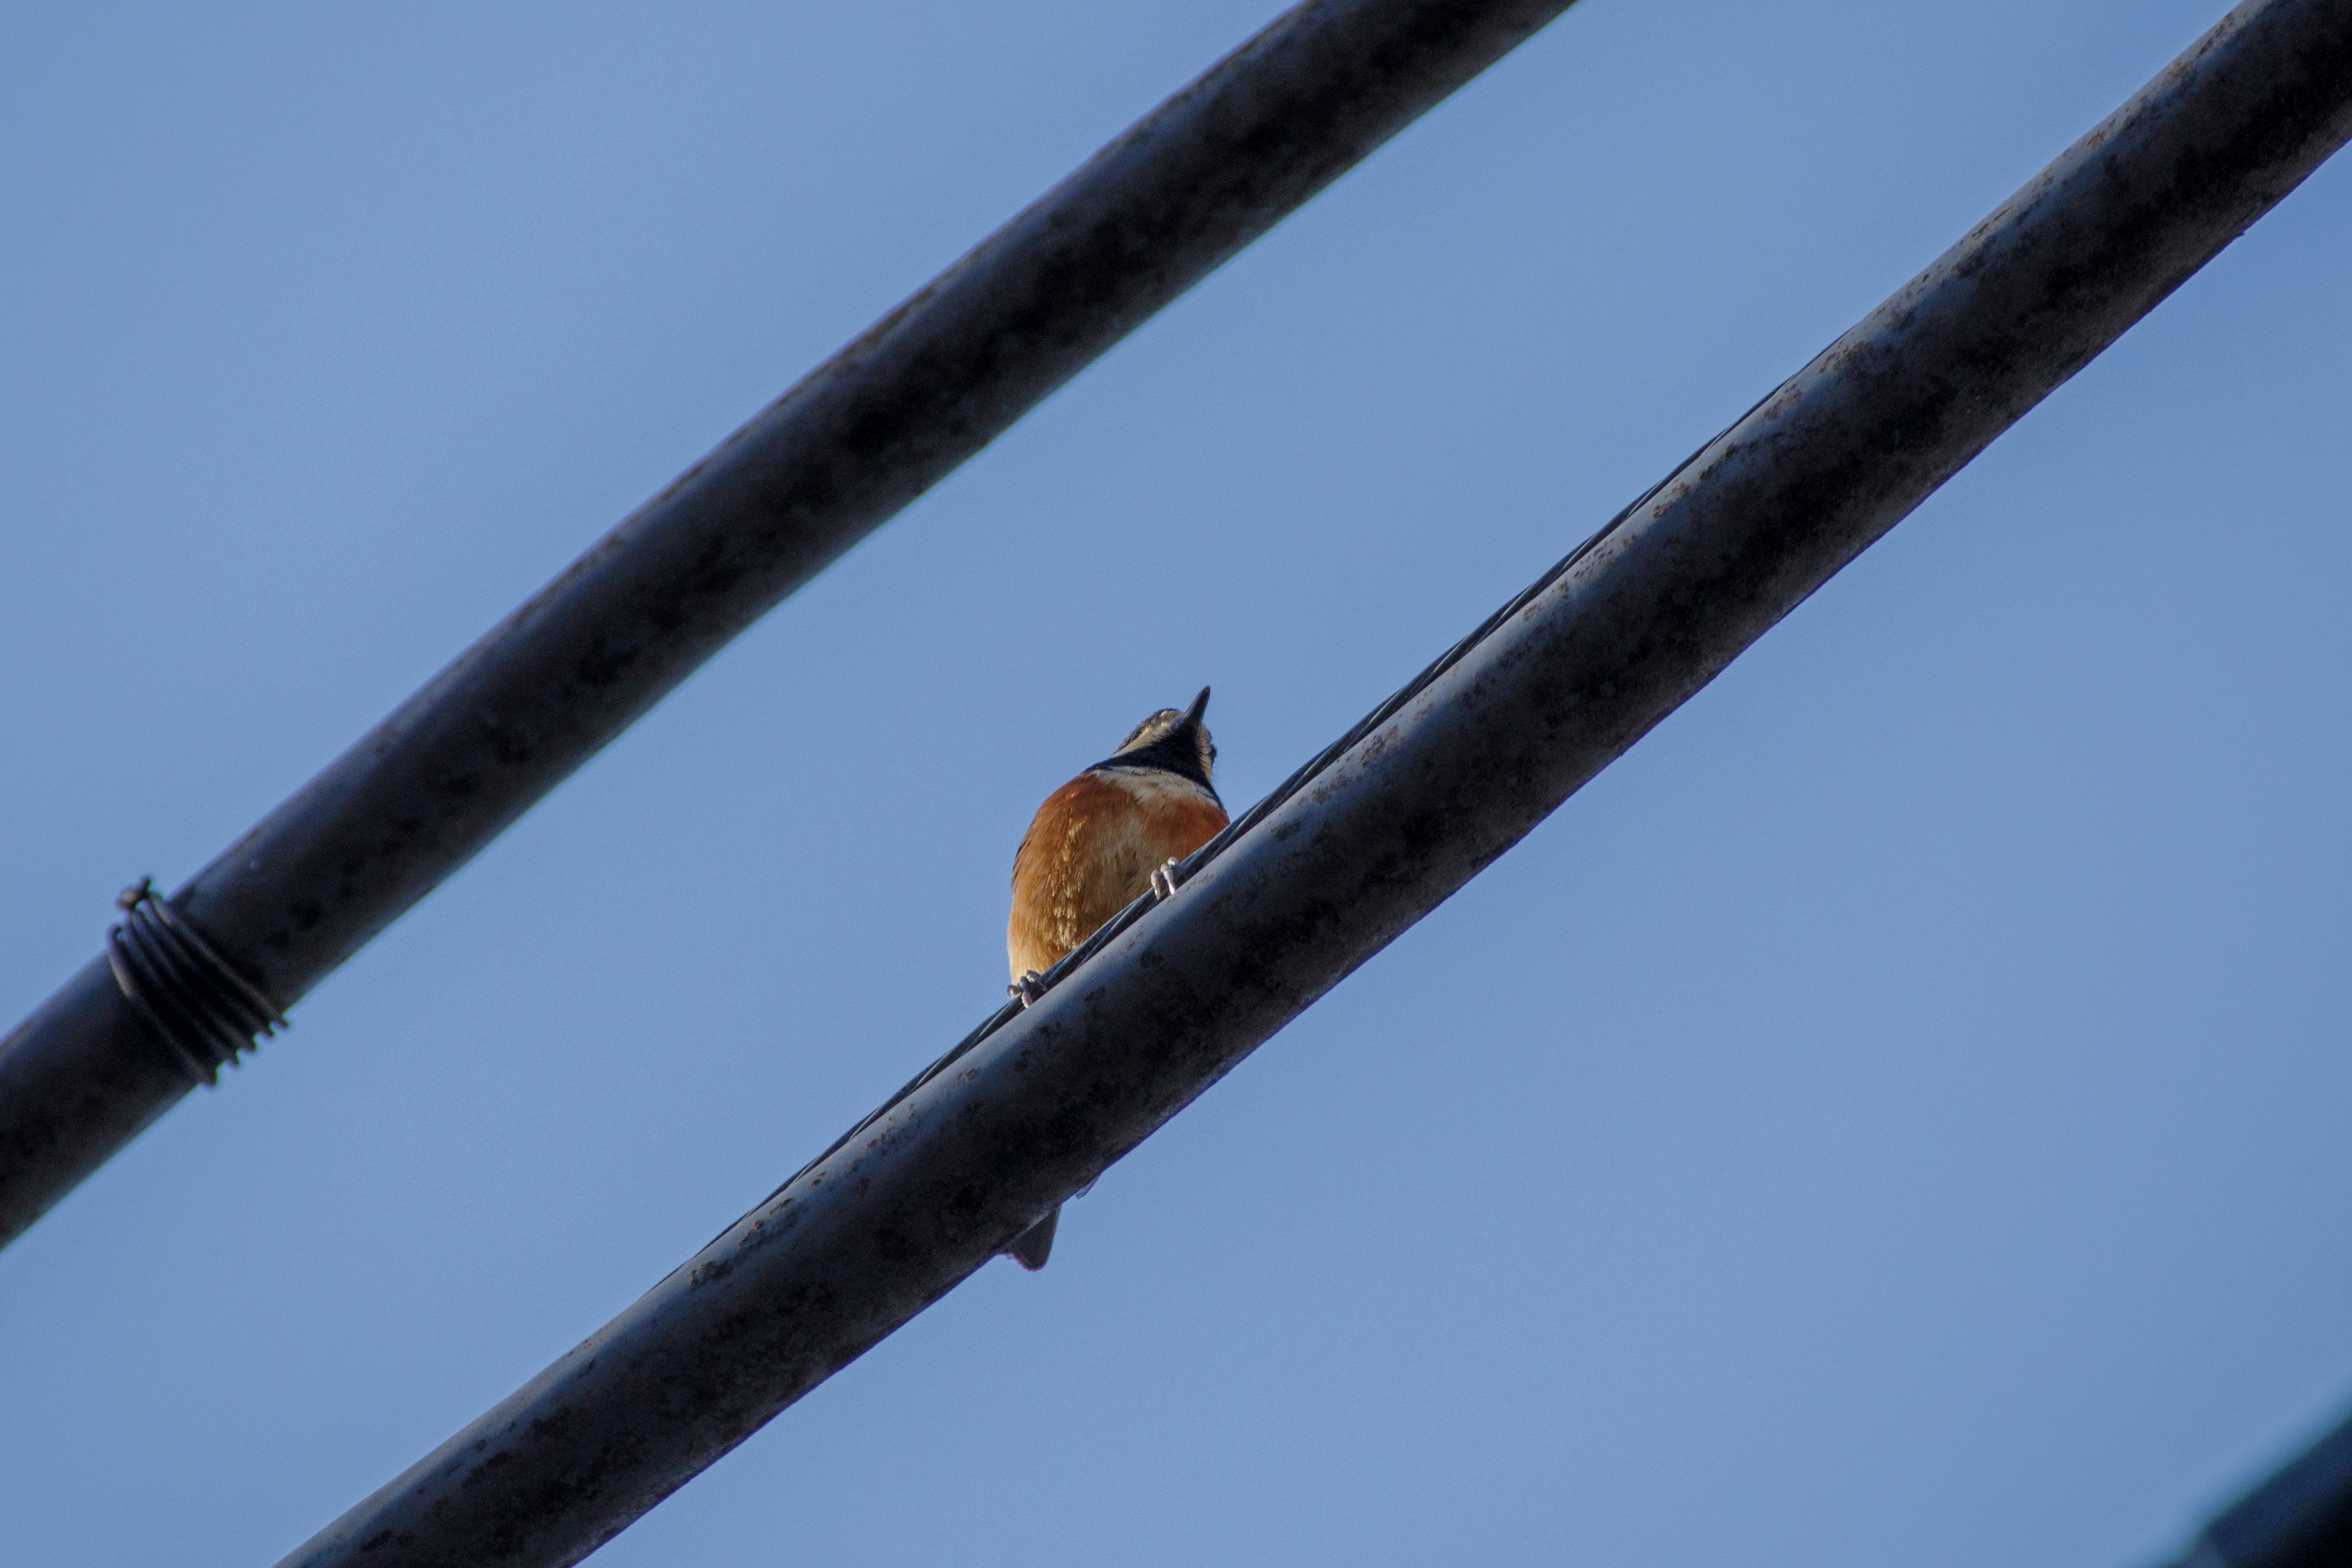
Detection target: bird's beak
<box><xmin>1181</xmin><ymin>686</ymin><xmax>1212</xmax><ymax>729</ymax></box>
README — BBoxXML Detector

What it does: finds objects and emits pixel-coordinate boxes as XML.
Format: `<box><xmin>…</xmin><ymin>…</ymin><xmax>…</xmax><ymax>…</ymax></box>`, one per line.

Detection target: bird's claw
<box><xmin>1009</xmin><ymin>971</ymin><xmax>1049</xmax><ymax>1007</ymax></box>
<box><xmin>1150</xmin><ymin>859</ymin><xmax>1183</xmax><ymax>900</ymax></box>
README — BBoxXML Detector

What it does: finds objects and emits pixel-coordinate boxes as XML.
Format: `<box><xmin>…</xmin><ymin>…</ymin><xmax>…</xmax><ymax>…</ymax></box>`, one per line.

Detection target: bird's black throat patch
<box><xmin>1089</xmin><ymin>734</ymin><xmax>1218</xmax><ymax>801</ymax></box>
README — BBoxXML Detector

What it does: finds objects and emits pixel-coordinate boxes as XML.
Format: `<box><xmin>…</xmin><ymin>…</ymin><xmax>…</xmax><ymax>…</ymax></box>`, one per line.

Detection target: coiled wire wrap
<box><xmin>105</xmin><ymin>878</ymin><xmax>287</xmax><ymax>1087</ymax></box>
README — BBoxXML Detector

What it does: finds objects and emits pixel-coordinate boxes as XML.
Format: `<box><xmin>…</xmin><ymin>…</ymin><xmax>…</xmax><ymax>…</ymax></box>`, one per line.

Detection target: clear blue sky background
<box><xmin>3</xmin><ymin>2</ymin><xmax>2347</xmax><ymax>1564</ymax></box>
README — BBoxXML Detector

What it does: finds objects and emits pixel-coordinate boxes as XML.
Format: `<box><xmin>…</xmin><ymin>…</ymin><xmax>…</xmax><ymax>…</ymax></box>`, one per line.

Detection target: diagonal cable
<box><xmin>273</xmin><ymin>5</ymin><xmax>2352</xmax><ymax>1562</ymax></box>
<box><xmin>0</xmin><ymin>0</ymin><xmax>1585</xmax><ymax>1250</ymax></box>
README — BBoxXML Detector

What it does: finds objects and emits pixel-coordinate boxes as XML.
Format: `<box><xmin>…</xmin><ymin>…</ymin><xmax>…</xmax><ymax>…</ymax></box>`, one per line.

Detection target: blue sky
<box><xmin>3</xmin><ymin>2</ymin><xmax>2348</xmax><ymax>1564</ymax></box>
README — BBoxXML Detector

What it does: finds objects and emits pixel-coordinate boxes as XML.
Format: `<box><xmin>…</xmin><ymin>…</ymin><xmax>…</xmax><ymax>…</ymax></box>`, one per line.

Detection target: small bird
<box><xmin>1000</xmin><ymin>687</ymin><xmax>1229</xmax><ymax>1270</ymax></box>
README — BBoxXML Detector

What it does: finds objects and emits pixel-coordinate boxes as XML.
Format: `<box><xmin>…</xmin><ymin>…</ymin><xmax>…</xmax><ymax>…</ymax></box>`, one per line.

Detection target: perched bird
<box><xmin>1000</xmin><ymin>687</ymin><xmax>1228</xmax><ymax>1270</ymax></box>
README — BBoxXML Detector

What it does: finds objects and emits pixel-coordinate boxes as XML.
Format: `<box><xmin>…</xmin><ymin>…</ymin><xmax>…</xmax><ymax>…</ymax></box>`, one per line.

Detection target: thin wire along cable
<box><xmin>763</xmin><ymin>390</ymin><xmax>1773</xmax><ymax>1210</ymax></box>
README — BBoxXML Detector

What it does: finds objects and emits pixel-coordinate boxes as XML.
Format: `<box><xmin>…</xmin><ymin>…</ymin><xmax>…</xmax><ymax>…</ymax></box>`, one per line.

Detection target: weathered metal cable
<box><xmin>2162</xmin><ymin>1404</ymin><xmax>2352</xmax><ymax>1568</ymax></box>
<box><xmin>0</xmin><ymin>0</ymin><xmax>1584</xmax><ymax>1250</ymax></box>
<box><xmin>273</xmin><ymin>4</ymin><xmax>2352</xmax><ymax>1562</ymax></box>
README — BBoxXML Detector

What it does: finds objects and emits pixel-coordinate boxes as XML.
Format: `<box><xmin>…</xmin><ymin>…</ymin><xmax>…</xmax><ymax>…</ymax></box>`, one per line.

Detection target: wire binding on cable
<box><xmin>104</xmin><ymin>878</ymin><xmax>287</xmax><ymax>1087</ymax></box>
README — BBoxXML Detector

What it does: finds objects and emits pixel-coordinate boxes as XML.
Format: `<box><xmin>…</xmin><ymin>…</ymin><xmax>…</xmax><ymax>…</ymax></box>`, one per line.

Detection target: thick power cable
<box><xmin>273</xmin><ymin>4</ymin><xmax>2352</xmax><ymax>1563</ymax></box>
<box><xmin>2161</xmin><ymin>1403</ymin><xmax>2352</xmax><ymax>1568</ymax></box>
<box><xmin>0</xmin><ymin>0</ymin><xmax>1583</xmax><ymax>1249</ymax></box>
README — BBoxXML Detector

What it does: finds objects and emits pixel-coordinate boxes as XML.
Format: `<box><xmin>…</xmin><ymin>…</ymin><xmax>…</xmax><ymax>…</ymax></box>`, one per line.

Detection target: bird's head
<box><xmin>1100</xmin><ymin>685</ymin><xmax>1217</xmax><ymax>791</ymax></box>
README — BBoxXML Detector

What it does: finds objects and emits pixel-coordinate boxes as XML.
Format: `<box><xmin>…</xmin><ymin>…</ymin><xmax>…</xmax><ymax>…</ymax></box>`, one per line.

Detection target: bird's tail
<box><xmin>1003</xmin><ymin>1205</ymin><xmax>1060</xmax><ymax>1271</ymax></box>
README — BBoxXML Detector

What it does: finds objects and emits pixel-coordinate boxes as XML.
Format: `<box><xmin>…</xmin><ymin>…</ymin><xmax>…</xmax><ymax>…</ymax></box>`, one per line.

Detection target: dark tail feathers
<box><xmin>1004</xmin><ymin>1205</ymin><xmax>1060</xmax><ymax>1270</ymax></box>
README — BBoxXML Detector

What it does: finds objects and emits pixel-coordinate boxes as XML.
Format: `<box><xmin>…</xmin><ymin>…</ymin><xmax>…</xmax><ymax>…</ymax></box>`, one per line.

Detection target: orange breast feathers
<box><xmin>1008</xmin><ymin>767</ymin><xmax>1229</xmax><ymax>980</ymax></box>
